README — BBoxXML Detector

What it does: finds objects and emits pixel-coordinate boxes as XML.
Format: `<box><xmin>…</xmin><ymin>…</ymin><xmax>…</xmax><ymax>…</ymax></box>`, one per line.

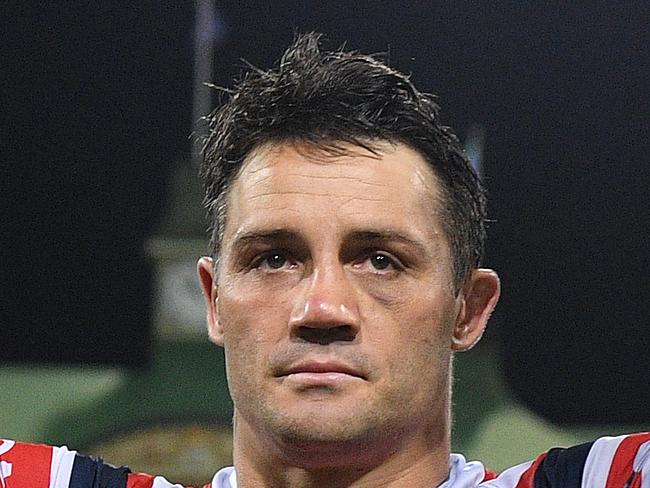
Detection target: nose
<box><xmin>288</xmin><ymin>262</ymin><xmax>361</xmax><ymax>344</ymax></box>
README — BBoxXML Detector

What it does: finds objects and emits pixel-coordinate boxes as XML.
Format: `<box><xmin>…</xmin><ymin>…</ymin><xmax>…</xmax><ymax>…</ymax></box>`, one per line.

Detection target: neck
<box><xmin>231</xmin><ymin>413</ymin><xmax>451</xmax><ymax>488</ymax></box>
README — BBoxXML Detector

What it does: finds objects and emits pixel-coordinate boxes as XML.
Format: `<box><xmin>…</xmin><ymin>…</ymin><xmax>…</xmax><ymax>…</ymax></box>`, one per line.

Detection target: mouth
<box><xmin>279</xmin><ymin>360</ymin><xmax>367</xmax><ymax>382</ymax></box>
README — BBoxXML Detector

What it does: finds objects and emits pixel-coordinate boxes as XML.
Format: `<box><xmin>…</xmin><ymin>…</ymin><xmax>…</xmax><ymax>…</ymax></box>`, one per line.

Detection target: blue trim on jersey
<box><xmin>533</xmin><ymin>441</ymin><xmax>594</xmax><ymax>488</ymax></box>
<box><xmin>69</xmin><ymin>453</ymin><xmax>130</xmax><ymax>488</ymax></box>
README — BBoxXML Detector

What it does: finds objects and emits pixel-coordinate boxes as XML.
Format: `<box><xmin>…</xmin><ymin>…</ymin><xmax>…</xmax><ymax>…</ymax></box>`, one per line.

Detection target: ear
<box><xmin>197</xmin><ymin>256</ymin><xmax>224</xmax><ymax>346</ymax></box>
<box><xmin>451</xmin><ymin>268</ymin><xmax>501</xmax><ymax>352</ymax></box>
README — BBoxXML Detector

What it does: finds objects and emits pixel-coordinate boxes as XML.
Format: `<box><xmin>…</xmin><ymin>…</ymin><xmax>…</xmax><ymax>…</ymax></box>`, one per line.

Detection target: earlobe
<box><xmin>197</xmin><ymin>256</ymin><xmax>225</xmax><ymax>346</ymax></box>
<box><xmin>452</xmin><ymin>269</ymin><xmax>501</xmax><ymax>352</ymax></box>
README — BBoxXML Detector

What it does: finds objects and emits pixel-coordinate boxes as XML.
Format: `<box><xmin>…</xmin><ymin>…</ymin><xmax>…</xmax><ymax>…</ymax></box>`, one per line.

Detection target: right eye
<box><xmin>253</xmin><ymin>251</ymin><xmax>292</xmax><ymax>271</ymax></box>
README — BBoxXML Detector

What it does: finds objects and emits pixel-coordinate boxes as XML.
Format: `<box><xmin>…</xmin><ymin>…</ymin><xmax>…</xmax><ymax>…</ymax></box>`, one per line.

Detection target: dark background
<box><xmin>2</xmin><ymin>2</ymin><xmax>648</xmax><ymax>424</ymax></box>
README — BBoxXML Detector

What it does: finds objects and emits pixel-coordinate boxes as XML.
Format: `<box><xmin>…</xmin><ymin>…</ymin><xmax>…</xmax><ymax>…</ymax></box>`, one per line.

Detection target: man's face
<box><xmin>199</xmin><ymin>141</ymin><xmax>498</xmax><ymax>457</ymax></box>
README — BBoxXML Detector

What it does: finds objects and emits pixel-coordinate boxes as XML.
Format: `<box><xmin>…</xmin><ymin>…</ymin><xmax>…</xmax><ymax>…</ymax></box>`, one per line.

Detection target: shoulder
<box><xmin>479</xmin><ymin>432</ymin><xmax>650</xmax><ymax>488</ymax></box>
<box><xmin>0</xmin><ymin>439</ymin><xmax>69</xmax><ymax>487</ymax></box>
<box><xmin>0</xmin><ymin>439</ymin><xmax>212</xmax><ymax>488</ymax></box>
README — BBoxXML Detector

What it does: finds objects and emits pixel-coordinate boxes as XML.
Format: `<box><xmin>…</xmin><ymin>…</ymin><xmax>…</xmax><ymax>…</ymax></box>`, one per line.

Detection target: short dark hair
<box><xmin>200</xmin><ymin>32</ymin><xmax>486</xmax><ymax>291</ymax></box>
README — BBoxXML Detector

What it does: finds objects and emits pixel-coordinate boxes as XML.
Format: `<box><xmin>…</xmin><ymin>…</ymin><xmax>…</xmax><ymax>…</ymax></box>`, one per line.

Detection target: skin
<box><xmin>198</xmin><ymin>141</ymin><xmax>500</xmax><ymax>488</ymax></box>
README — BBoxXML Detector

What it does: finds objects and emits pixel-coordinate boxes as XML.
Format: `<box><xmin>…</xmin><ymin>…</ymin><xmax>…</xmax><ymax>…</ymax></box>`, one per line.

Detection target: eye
<box><xmin>354</xmin><ymin>251</ymin><xmax>403</xmax><ymax>274</ymax></box>
<box><xmin>265</xmin><ymin>252</ymin><xmax>287</xmax><ymax>269</ymax></box>
<box><xmin>252</xmin><ymin>251</ymin><xmax>294</xmax><ymax>271</ymax></box>
<box><xmin>369</xmin><ymin>253</ymin><xmax>392</xmax><ymax>271</ymax></box>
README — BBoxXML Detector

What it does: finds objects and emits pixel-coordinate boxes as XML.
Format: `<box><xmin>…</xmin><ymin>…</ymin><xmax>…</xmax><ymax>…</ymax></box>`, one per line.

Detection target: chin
<box><xmin>268</xmin><ymin>403</ymin><xmax>385</xmax><ymax>446</ymax></box>
<box><xmin>271</xmin><ymin>415</ymin><xmax>402</xmax><ymax>470</ymax></box>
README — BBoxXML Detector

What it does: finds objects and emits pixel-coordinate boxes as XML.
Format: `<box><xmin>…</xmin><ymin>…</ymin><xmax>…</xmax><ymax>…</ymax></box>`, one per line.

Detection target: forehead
<box><xmin>223</xmin><ymin>141</ymin><xmax>445</xmax><ymax>243</ymax></box>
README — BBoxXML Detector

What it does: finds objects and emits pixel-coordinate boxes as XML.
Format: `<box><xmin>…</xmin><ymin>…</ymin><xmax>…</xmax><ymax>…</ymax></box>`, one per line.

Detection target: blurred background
<box><xmin>1</xmin><ymin>1</ymin><xmax>648</xmax><ymax>485</ymax></box>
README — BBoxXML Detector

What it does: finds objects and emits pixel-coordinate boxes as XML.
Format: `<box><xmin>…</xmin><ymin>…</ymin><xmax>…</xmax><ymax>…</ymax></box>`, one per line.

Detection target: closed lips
<box><xmin>282</xmin><ymin>361</ymin><xmax>366</xmax><ymax>379</ymax></box>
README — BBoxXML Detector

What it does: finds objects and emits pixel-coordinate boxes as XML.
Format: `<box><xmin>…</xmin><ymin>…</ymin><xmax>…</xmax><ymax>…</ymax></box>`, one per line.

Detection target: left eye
<box><xmin>264</xmin><ymin>253</ymin><xmax>287</xmax><ymax>269</ymax></box>
<box><xmin>359</xmin><ymin>252</ymin><xmax>403</xmax><ymax>273</ymax></box>
<box><xmin>369</xmin><ymin>253</ymin><xmax>393</xmax><ymax>270</ymax></box>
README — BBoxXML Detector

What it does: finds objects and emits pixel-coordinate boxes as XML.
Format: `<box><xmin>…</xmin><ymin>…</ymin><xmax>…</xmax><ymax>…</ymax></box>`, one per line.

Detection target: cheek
<box><xmin>220</xmin><ymin>276</ymin><xmax>292</xmax><ymax>340</ymax></box>
<box><xmin>384</xmin><ymin>304</ymin><xmax>454</xmax><ymax>405</ymax></box>
<box><xmin>381</xmin><ymin>286</ymin><xmax>454</xmax><ymax>333</ymax></box>
<box><xmin>219</xmin><ymin>296</ymin><xmax>272</xmax><ymax>405</ymax></box>
<box><xmin>217</xmin><ymin>279</ymin><xmax>293</xmax><ymax>388</ymax></box>
<box><xmin>368</xmin><ymin>292</ymin><xmax>455</xmax><ymax>369</ymax></box>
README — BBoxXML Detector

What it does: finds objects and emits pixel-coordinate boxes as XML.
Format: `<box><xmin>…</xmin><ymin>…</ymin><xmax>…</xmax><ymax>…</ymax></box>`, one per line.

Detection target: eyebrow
<box><xmin>346</xmin><ymin>230</ymin><xmax>432</xmax><ymax>258</ymax></box>
<box><xmin>230</xmin><ymin>229</ymin><xmax>301</xmax><ymax>248</ymax></box>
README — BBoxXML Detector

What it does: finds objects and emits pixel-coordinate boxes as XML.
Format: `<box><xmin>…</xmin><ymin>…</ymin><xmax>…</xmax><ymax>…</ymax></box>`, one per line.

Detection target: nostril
<box><xmin>297</xmin><ymin>325</ymin><xmax>356</xmax><ymax>344</ymax></box>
